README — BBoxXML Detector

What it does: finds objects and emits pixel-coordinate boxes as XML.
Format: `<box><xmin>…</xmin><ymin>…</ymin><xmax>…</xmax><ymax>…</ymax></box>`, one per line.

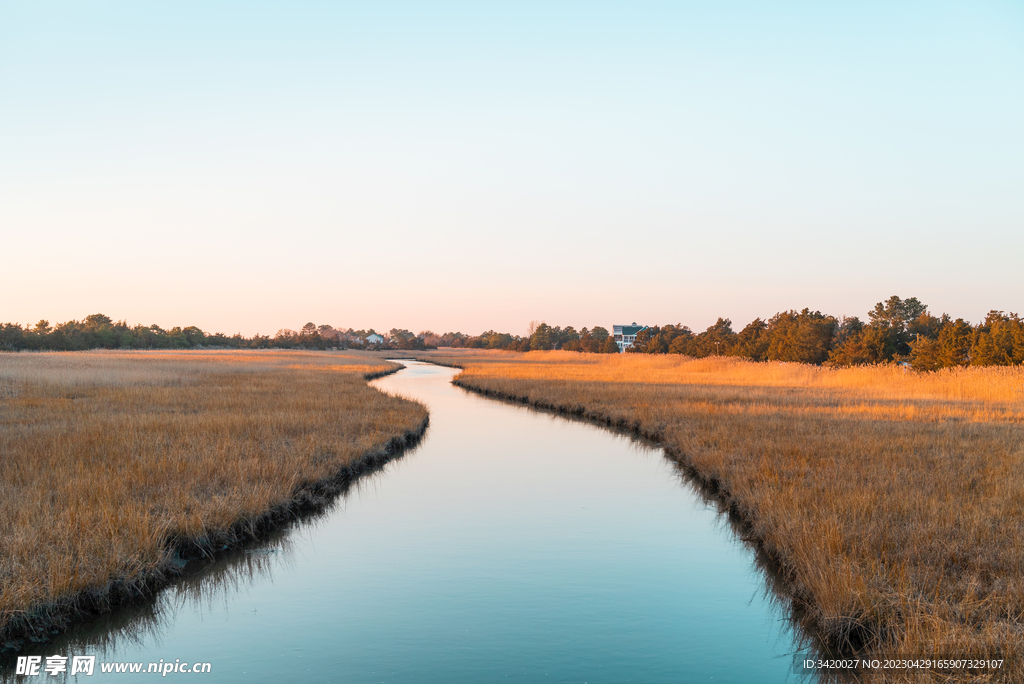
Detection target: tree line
<box><xmin>5</xmin><ymin>298</ymin><xmax>1021</xmax><ymax>369</ymax></box>
<box><xmin>0</xmin><ymin>315</ymin><xmax>622</xmax><ymax>354</ymax></box>
<box><xmin>627</xmin><ymin>296</ymin><xmax>1024</xmax><ymax>369</ymax></box>
<box><xmin>0</xmin><ymin>315</ymin><xmax>422</xmax><ymax>352</ymax></box>
<box><xmin>430</xmin><ymin>323</ymin><xmax>619</xmax><ymax>353</ymax></box>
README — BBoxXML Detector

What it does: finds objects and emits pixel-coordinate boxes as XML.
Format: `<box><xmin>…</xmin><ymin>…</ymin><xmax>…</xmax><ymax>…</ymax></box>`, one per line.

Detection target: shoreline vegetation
<box><xmin>415</xmin><ymin>349</ymin><xmax>1024</xmax><ymax>682</ymax></box>
<box><xmin>6</xmin><ymin>295</ymin><xmax>1023</xmax><ymax>371</ymax></box>
<box><xmin>0</xmin><ymin>350</ymin><xmax>427</xmax><ymax>652</ymax></box>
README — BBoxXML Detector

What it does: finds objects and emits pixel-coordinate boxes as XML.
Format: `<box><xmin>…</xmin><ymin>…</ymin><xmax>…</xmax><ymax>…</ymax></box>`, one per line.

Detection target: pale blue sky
<box><xmin>2</xmin><ymin>1</ymin><xmax>1022</xmax><ymax>336</ymax></box>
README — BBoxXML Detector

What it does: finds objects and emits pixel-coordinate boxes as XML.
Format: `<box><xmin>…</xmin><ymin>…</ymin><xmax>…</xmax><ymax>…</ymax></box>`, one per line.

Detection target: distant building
<box><xmin>366</xmin><ymin>333</ymin><xmax>385</xmax><ymax>345</ymax></box>
<box><xmin>613</xmin><ymin>323</ymin><xmax>647</xmax><ymax>352</ymax></box>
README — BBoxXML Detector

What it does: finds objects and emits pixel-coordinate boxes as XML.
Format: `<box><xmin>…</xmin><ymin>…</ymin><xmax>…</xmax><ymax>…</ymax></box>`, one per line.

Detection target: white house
<box><xmin>612</xmin><ymin>323</ymin><xmax>647</xmax><ymax>352</ymax></box>
<box><xmin>366</xmin><ymin>333</ymin><xmax>385</xmax><ymax>345</ymax></box>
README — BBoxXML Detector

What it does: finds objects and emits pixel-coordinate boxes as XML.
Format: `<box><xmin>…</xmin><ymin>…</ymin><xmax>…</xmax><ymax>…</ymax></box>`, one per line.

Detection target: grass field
<box><xmin>420</xmin><ymin>349</ymin><xmax>1024</xmax><ymax>682</ymax></box>
<box><xmin>0</xmin><ymin>350</ymin><xmax>427</xmax><ymax>646</ymax></box>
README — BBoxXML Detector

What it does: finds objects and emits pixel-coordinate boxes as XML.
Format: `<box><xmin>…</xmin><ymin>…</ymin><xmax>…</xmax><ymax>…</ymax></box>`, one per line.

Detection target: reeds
<box><xmin>423</xmin><ymin>350</ymin><xmax>1024</xmax><ymax>683</ymax></box>
<box><xmin>0</xmin><ymin>350</ymin><xmax>427</xmax><ymax>645</ymax></box>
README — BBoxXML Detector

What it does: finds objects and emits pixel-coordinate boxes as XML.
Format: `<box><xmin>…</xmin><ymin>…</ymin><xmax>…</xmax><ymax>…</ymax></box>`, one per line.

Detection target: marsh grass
<box><xmin>422</xmin><ymin>350</ymin><xmax>1024</xmax><ymax>682</ymax></box>
<box><xmin>0</xmin><ymin>350</ymin><xmax>427</xmax><ymax>645</ymax></box>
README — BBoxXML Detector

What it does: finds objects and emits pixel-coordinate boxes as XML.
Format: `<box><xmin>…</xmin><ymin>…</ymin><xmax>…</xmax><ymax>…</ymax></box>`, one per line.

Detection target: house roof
<box><xmin>614</xmin><ymin>324</ymin><xmax>646</xmax><ymax>336</ymax></box>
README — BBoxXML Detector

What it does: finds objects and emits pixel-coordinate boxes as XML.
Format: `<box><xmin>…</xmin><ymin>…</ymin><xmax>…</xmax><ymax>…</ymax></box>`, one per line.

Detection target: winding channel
<box><xmin>4</xmin><ymin>361</ymin><xmax>814</xmax><ymax>683</ymax></box>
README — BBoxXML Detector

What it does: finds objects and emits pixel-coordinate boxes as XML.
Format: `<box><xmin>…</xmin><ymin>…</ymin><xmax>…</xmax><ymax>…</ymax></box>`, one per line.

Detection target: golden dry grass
<box><xmin>421</xmin><ymin>349</ymin><xmax>1024</xmax><ymax>683</ymax></box>
<box><xmin>0</xmin><ymin>350</ymin><xmax>427</xmax><ymax>642</ymax></box>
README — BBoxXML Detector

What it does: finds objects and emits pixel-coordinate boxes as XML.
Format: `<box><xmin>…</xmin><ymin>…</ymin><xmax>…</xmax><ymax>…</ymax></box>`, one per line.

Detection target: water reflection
<box><xmin>467</xmin><ymin>386</ymin><xmax>854</xmax><ymax>683</ymax></box>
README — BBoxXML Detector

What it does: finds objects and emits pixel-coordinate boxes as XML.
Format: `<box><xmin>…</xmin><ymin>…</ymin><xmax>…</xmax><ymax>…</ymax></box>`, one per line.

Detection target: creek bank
<box><xmin>444</xmin><ymin>370</ymin><xmax>875</xmax><ymax>660</ymax></box>
<box><xmin>1</xmin><ymin>365</ymin><xmax>428</xmax><ymax>655</ymax></box>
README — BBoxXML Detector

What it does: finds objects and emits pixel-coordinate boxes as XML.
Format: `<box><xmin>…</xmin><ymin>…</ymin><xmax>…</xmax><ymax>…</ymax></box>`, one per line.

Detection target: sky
<box><xmin>2</xmin><ymin>1</ymin><xmax>1022</xmax><ymax>337</ymax></box>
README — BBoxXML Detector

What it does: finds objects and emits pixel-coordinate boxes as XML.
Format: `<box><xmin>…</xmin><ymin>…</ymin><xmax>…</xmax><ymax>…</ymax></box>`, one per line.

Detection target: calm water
<box><xmin>4</xmin><ymin>361</ymin><xmax>813</xmax><ymax>683</ymax></box>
